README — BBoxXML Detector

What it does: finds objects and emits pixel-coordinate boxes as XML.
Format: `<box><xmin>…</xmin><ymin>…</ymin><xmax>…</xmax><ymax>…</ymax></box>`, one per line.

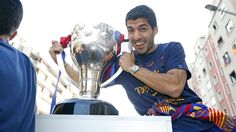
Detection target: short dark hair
<box><xmin>0</xmin><ymin>0</ymin><xmax>23</xmax><ymax>35</ymax></box>
<box><xmin>125</xmin><ymin>5</ymin><xmax>157</xmax><ymax>29</ymax></box>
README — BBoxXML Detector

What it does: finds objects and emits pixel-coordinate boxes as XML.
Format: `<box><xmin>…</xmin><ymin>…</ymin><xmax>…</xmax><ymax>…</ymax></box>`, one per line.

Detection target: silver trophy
<box><xmin>52</xmin><ymin>22</ymin><xmax>127</xmax><ymax>115</ymax></box>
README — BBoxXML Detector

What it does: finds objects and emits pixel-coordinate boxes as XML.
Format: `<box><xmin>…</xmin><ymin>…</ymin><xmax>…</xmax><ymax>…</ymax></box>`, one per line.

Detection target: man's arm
<box><xmin>119</xmin><ymin>52</ymin><xmax>187</xmax><ymax>98</ymax></box>
<box><xmin>49</xmin><ymin>41</ymin><xmax>80</xmax><ymax>83</ymax></box>
<box><xmin>132</xmin><ymin>67</ymin><xmax>187</xmax><ymax>98</ymax></box>
<box><xmin>63</xmin><ymin>62</ymin><xmax>80</xmax><ymax>83</ymax></box>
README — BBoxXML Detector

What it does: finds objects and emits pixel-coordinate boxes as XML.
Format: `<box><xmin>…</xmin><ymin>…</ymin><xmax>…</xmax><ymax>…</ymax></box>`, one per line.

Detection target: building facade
<box><xmin>209</xmin><ymin>0</ymin><xmax>236</xmax><ymax>114</ymax></box>
<box><xmin>190</xmin><ymin>36</ymin><xmax>223</xmax><ymax>109</ymax></box>
<box><xmin>190</xmin><ymin>0</ymin><xmax>236</xmax><ymax>116</ymax></box>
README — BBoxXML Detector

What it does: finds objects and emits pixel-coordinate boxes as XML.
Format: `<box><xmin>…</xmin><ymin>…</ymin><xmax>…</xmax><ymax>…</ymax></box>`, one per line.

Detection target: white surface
<box><xmin>36</xmin><ymin>115</ymin><xmax>172</xmax><ymax>132</ymax></box>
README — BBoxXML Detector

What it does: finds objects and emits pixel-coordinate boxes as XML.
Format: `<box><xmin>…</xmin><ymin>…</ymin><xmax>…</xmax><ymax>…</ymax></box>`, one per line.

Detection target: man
<box><xmin>49</xmin><ymin>5</ymin><xmax>235</xmax><ymax>132</ymax></box>
<box><xmin>0</xmin><ymin>0</ymin><xmax>36</xmax><ymax>131</ymax></box>
<box><xmin>118</xmin><ymin>5</ymin><xmax>236</xmax><ymax>132</ymax></box>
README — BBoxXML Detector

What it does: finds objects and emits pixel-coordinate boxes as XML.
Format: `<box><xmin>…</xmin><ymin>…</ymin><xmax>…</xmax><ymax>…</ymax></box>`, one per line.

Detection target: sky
<box><xmin>18</xmin><ymin>0</ymin><xmax>213</xmax><ymax>116</ymax></box>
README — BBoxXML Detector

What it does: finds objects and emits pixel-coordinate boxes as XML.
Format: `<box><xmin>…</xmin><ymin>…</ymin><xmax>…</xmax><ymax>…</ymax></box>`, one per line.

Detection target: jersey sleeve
<box><xmin>165</xmin><ymin>42</ymin><xmax>191</xmax><ymax>79</ymax></box>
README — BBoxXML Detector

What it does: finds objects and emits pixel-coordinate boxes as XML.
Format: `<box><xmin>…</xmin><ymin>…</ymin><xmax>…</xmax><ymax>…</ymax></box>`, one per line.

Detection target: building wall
<box><xmin>208</xmin><ymin>0</ymin><xmax>236</xmax><ymax>115</ymax></box>
<box><xmin>191</xmin><ymin>36</ymin><xmax>222</xmax><ymax>109</ymax></box>
<box><xmin>191</xmin><ymin>35</ymin><xmax>236</xmax><ymax>115</ymax></box>
<box><xmin>190</xmin><ymin>0</ymin><xmax>236</xmax><ymax>115</ymax></box>
<box><xmin>206</xmin><ymin>35</ymin><xmax>232</xmax><ymax>113</ymax></box>
<box><xmin>229</xmin><ymin>0</ymin><xmax>236</xmax><ymax>10</ymax></box>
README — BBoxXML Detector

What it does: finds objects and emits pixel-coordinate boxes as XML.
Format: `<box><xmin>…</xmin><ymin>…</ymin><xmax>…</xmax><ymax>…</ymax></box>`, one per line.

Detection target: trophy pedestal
<box><xmin>52</xmin><ymin>98</ymin><xmax>118</xmax><ymax>115</ymax></box>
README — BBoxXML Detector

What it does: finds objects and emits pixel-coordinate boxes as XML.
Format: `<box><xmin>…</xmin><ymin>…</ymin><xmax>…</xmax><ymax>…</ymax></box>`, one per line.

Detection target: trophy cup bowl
<box><xmin>52</xmin><ymin>22</ymin><xmax>125</xmax><ymax>115</ymax></box>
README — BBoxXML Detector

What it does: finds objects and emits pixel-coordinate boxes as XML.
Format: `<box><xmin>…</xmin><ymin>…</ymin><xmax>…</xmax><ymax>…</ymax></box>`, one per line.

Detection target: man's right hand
<box><xmin>49</xmin><ymin>40</ymin><xmax>64</xmax><ymax>64</ymax></box>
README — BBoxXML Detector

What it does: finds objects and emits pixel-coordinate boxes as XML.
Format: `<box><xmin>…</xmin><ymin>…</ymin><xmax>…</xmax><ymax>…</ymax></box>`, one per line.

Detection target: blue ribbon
<box><xmin>50</xmin><ymin>51</ymin><xmax>66</xmax><ymax>114</ymax></box>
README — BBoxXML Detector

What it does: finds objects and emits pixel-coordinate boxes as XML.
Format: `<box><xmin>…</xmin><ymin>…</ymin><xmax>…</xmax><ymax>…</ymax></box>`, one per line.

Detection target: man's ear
<box><xmin>9</xmin><ymin>31</ymin><xmax>17</xmax><ymax>41</ymax></box>
<box><xmin>153</xmin><ymin>27</ymin><xmax>158</xmax><ymax>36</ymax></box>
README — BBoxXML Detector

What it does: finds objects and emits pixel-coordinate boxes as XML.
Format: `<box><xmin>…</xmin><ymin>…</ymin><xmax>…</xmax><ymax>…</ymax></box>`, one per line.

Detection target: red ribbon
<box><xmin>60</xmin><ymin>35</ymin><xmax>71</xmax><ymax>48</ymax></box>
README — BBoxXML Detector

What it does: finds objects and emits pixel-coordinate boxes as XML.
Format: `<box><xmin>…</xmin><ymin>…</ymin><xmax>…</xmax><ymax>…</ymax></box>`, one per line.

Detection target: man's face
<box><xmin>126</xmin><ymin>18</ymin><xmax>157</xmax><ymax>54</ymax></box>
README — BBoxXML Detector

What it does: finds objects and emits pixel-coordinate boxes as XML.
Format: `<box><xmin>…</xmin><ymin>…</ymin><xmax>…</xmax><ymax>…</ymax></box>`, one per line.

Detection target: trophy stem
<box><xmin>78</xmin><ymin>65</ymin><xmax>100</xmax><ymax>99</ymax></box>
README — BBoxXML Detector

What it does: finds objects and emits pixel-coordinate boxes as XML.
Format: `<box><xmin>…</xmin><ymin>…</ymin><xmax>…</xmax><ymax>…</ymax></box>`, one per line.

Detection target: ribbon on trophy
<box><xmin>49</xmin><ymin>35</ymin><xmax>71</xmax><ymax>114</ymax></box>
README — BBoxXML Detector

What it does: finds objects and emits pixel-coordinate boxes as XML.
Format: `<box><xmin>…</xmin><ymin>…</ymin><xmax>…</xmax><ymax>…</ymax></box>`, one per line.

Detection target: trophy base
<box><xmin>52</xmin><ymin>98</ymin><xmax>119</xmax><ymax>115</ymax></box>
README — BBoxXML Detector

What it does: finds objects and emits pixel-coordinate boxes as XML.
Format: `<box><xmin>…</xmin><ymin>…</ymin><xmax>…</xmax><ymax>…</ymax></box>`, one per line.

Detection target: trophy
<box><xmin>52</xmin><ymin>22</ymin><xmax>128</xmax><ymax>115</ymax></box>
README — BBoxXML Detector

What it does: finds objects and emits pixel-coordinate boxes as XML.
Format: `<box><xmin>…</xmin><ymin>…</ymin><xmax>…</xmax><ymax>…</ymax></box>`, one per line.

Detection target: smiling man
<box><xmin>117</xmin><ymin>5</ymin><xmax>235</xmax><ymax>132</ymax></box>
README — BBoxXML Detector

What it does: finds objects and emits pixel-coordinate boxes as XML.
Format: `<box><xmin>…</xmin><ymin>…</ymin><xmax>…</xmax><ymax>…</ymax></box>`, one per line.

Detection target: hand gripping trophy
<box><xmin>51</xmin><ymin>22</ymin><xmax>128</xmax><ymax>115</ymax></box>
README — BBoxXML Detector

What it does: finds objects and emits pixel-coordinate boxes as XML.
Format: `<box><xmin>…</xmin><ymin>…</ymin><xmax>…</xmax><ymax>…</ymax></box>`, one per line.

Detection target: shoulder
<box><xmin>0</xmin><ymin>42</ymin><xmax>17</xmax><ymax>61</ymax></box>
<box><xmin>157</xmin><ymin>41</ymin><xmax>184</xmax><ymax>54</ymax></box>
<box><xmin>158</xmin><ymin>41</ymin><xmax>183</xmax><ymax>49</ymax></box>
<box><xmin>13</xmin><ymin>47</ymin><xmax>32</xmax><ymax>64</ymax></box>
<box><xmin>19</xmin><ymin>51</ymin><xmax>31</xmax><ymax>61</ymax></box>
<box><xmin>165</xmin><ymin>41</ymin><xmax>183</xmax><ymax>48</ymax></box>
<box><xmin>1</xmin><ymin>43</ymin><xmax>34</xmax><ymax>68</ymax></box>
<box><xmin>19</xmin><ymin>52</ymin><xmax>35</xmax><ymax>70</ymax></box>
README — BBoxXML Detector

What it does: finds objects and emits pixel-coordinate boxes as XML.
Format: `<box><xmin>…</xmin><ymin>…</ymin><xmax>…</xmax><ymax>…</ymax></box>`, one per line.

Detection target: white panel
<box><xmin>36</xmin><ymin>115</ymin><xmax>172</xmax><ymax>132</ymax></box>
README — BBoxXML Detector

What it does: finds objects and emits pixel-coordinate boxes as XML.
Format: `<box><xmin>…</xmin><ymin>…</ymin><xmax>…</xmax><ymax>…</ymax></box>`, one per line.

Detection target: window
<box><xmin>218</xmin><ymin>4</ymin><xmax>226</xmax><ymax>19</ymax></box>
<box><xmin>213</xmin><ymin>22</ymin><xmax>218</xmax><ymax>31</ymax></box>
<box><xmin>229</xmin><ymin>70</ymin><xmax>236</xmax><ymax>84</ymax></box>
<box><xmin>233</xmin><ymin>44</ymin><xmax>236</xmax><ymax>55</ymax></box>
<box><xmin>223</xmin><ymin>52</ymin><xmax>231</xmax><ymax>65</ymax></box>
<box><xmin>211</xmin><ymin>96</ymin><xmax>216</xmax><ymax>106</ymax></box>
<box><xmin>223</xmin><ymin>108</ymin><xmax>227</xmax><ymax>114</ymax></box>
<box><xmin>209</xmin><ymin>61</ymin><xmax>212</xmax><ymax>68</ymax></box>
<box><xmin>205</xmin><ymin>47</ymin><xmax>208</xmax><ymax>55</ymax></box>
<box><xmin>217</xmin><ymin>36</ymin><xmax>224</xmax><ymax>47</ymax></box>
<box><xmin>217</xmin><ymin>91</ymin><xmax>222</xmax><ymax>101</ymax></box>
<box><xmin>206</xmin><ymin>81</ymin><xmax>211</xmax><ymax>90</ymax></box>
<box><xmin>199</xmin><ymin>56</ymin><xmax>203</xmax><ymax>64</ymax></box>
<box><xmin>225</xmin><ymin>19</ymin><xmax>234</xmax><ymax>34</ymax></box>
<box><xmin>202</xmin><ymin>68</ymin><xmax>207</xmax><ymax>76</ymax></box>
<box><xmin>213</xmin><ymin>75</ymin><xmax>218</xmax><ymax>85</ymax></box>
<box><xmin>198</xmin><ymin>75</ymin><xmax>202</xmax><ymax>83</ymax></box>
<box><xmin>225</xmin><ymin>84</ymin><xmax>230</xmax><ymax>94</ymax></box>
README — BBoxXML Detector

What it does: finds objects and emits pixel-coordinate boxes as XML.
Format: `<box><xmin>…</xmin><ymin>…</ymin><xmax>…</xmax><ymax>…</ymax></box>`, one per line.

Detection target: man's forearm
<box><xmin>64</xmin><ymin>63</ymin><xmax>80</xmax><ymax>83</ymax></box>
<box><xmin>131</xmin><ymin>67</ymin><xmax>186</xmax><ymax>98</ymax></box>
